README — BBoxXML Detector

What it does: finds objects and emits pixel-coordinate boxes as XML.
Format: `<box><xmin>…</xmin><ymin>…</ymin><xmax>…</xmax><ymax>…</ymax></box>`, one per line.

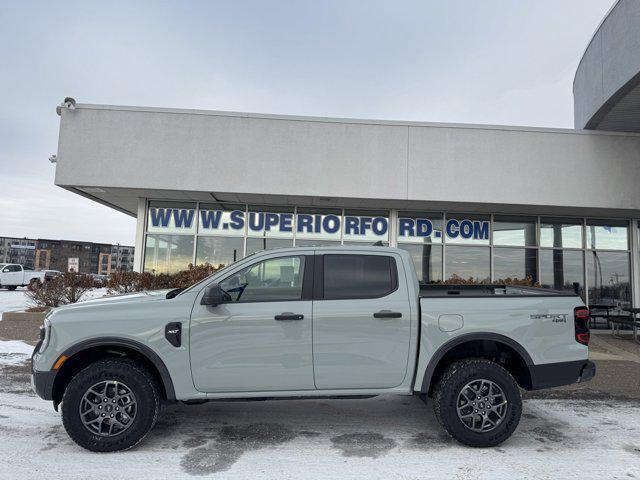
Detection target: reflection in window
<box><xmin>493</xmin><ymin>248</ymin><xmax>537</xmax><ymax>284</ymax></box>
<box><xmin>540</xmin><ymin>218</ymin><xmax>583</xmax><ymax>249</ymax></box>
<box><xmin>493</xmin><ymin>216</ymin><xmax>536</xmax><ymax>247</ymax></box>
<box><xmin>539</xmin><ymin>249</ymin><xmax>584</xmax><ymax>296</ymax></box>
<box><xmin>245</xmin><ymin>238</ymin><xmax>293</xmax><ymax>256</ymax></box>
<box><xmin>143</xmin><ymin>234</ymin><xmax>194</xmax><ymax>274</ymax></box>
<box><xmin>445</xmin><ymin>246</ymin><xmax>490</xmax><ymax>283</ymax></box>
<box><xmin>586</xmin><ymin>221</ymin><xmax>628</xmax><ymax>250</ymax></box>
<box><xmin>220</xmin><ymin>256</ymin><xmax>304</xmax><ymax>302</ymax></box>
<box><xmin>587</xmin><ymin>251</ymin><xmax>631</xmax><ymax>307</ymax></box>
<box><xmin>196</xmin><ymin>236</ymin><xmax>243</xmax><ymax>268</ymax></box>
<box><xmin>397</xmin><ymin>243</ymin><xmax>442</xmax><ymax>284</ymax></box>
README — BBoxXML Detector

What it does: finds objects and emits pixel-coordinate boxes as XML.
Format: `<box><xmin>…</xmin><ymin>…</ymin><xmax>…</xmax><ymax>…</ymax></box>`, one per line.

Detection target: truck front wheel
<box><xmin>433</xmin><ymin>359</ymin><xmax>522</xmax><ymax>447</ymax></box>
<box><xmin>61</xmin><ymin>358</ymin><xmax>160</xmax><ymax>452</ymax></box>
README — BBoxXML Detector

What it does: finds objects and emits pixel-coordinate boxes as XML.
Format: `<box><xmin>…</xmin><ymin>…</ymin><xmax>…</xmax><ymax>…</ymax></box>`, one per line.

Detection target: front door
<box><xmin>2</xmin><ymin>265</ymin><xmax>22</xmax><ymax>286</ymax></box>
<box><xmin>312</xmin><ymin>252</ymin><xmax>412</xmax><ymax>390</ymax></box>
<box><xmin>190</xmin><ymin>254</ymin><xmax>314</xmax><ymax>393</ymax></box>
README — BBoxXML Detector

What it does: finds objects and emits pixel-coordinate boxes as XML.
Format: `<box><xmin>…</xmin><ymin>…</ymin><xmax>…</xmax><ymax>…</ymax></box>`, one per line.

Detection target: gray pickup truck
<box><xmin>31</xmin><ymin>246</ymin><xmax>595</xmax><ymax>451</ymax></box>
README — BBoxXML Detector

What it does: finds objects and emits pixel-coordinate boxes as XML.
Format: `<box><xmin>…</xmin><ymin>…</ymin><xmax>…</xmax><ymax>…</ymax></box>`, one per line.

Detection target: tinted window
<box><xmin>323</xmin><ymin>255</ymin><xmax>396</xmax><ymax>299</ymax></box>
<box><xmin>220</xmin><ymin>256</ymin><xmax>305</xmax><ymax>302</ymax></box>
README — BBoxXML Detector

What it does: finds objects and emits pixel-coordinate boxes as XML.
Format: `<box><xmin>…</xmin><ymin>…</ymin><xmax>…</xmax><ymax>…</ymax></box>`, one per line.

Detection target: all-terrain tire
<box><xmin>61</xmin><ymin>358</ymin><xmax>160</xmax><ymax>452</ymax></box>
<box><xmin>433</xmin><ymin>359</ymin><xmax>522</xmax><ymax>447</ymax></box>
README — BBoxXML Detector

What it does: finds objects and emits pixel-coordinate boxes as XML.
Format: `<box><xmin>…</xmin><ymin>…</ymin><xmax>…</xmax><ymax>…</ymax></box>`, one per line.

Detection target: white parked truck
<box><xmin>32</xmin><ymin>246</ymin><xmax>595</xmax><ymax>451</ymax></box>
<box><xmin>0</xmin><ymin>263</ymin><xmax>46</xmax><ymax>290</ymax></box>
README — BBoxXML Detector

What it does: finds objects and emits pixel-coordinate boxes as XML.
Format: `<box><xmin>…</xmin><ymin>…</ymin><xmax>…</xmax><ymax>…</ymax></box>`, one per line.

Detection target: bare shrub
<box><xmin>107</xmin><ymin>263</ymin><xmax>223</xmax><ymax>295</ymax></box>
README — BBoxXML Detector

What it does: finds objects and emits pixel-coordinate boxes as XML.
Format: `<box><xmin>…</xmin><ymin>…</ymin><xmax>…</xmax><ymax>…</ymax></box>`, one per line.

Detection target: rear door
<box><xmin>312</xmin><ymin>252</ymin><xmax>412</xmax><ymax>389</ymax></box>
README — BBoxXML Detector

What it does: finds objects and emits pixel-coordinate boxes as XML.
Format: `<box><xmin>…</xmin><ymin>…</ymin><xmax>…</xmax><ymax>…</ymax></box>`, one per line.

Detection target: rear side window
<box><xmin>323</xmin><ymin>255</ymin><xmax>397</xmax><ymax>299</ymax></box>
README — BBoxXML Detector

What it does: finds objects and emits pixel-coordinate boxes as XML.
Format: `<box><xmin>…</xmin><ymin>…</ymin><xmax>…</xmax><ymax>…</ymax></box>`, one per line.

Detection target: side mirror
<box><xmin>200</xmin><ymin>283</ymin><xmax>226</xmax><ymax>306</ymax></box>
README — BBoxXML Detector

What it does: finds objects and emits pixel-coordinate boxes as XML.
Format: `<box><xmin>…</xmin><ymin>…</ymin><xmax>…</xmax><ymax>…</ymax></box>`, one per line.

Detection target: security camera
<box><xmin>56</xmin><ymin>97</ymin><xmax>77</xmax><ymax>115</ymax></box>
<box><xmin>63</xmin><ymin>97</ymin><xmax>76</xmax><ymax>109</ymax></box>
<box><xmin>48</xmin><ymin>155</ymin><xmax>57</xmax><ymax>164</ymax></box>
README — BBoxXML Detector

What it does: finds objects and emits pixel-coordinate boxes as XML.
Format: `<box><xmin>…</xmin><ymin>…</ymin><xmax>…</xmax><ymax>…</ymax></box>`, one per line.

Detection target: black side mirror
<box><xmin>201</xmin><ymin>283</ymin><xmax>226</xmax><ymax>306</ymax></box>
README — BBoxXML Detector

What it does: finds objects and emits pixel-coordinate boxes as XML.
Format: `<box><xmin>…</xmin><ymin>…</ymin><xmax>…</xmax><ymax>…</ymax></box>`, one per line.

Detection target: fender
<box><xmin>419</xmin><ymin>332</ymin><xmax>534</xmax><ymax>393</ymax></box>
<box><xmin>60</xmin><ymin>337</ymin><xmax>176</xmax><ymax>400</ymax></box>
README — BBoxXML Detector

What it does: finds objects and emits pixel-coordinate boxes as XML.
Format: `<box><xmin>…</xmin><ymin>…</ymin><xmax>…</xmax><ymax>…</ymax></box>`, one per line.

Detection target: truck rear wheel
<box><xmin>61</xmin><ymin>358</ymin><xmax>160</xmax><ymax>452</ymax></box>
<box><xmin>7</xmin><ymin>285</ymin><xmax>17</xmax><ymax>291</ymax></box>
<box><xmin>433</xmin><ymin>359</ymin><xmax>521</xmax><ymax>447</ymax></box>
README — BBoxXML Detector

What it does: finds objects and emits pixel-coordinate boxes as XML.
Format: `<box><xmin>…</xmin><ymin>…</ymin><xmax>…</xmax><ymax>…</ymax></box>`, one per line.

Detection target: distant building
<box><xmin>110</xmin><ymin>244</ymin><xmax>135</xmax><ymax>273</ymax></box>
<box><xmin>35</xmin><ymin>239</ymin><xmax>112</xmax><ymax>274</ymax></box>
<box><xmin>0</xmin><ymin>237</ymin><xmax>36</xmax><ymax>269</ymax></box>
<box><xmin>0</xmin><ymin>236</ymin><xmax>133</xmax><ymax>274</ymax></box>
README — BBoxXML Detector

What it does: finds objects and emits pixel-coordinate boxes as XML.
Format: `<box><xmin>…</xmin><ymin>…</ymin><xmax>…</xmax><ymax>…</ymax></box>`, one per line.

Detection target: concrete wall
<box><xmin>56</xmin><ymin>104</ymin><xmax>640</xmax><ymax>218</ymax></box>
<box><xmin>574</xmin><ymin>0</ymin><xmax>640</xmax><ymax>130</ymax></box>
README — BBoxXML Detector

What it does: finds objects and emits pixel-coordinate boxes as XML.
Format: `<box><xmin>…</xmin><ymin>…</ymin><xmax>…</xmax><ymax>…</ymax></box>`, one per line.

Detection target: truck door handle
<box><xmin>274</xmin><ymin>313</ymin><xmax>304</xmax><ymax>321</ymax></box>
<box><xmin>374</xmin><ymin>310</ymin><xmax>402</xmax><ymax>319</ymax></box>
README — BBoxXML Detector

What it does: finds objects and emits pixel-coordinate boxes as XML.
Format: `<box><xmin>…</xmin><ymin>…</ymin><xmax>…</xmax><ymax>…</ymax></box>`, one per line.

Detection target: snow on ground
<box><xmin>0</xmin><ymin>344</ymin><xmax>639</xmax><ymax>480</ymax></box>
<box><xmin>0</xmin><ymin>287</ymin><xmax>108</xmax><ymax>316</ymax></box>
<box><xmin>0</xmin><ymin>340</ymin><xmax>34</xmax><ymax>366</ymax></box>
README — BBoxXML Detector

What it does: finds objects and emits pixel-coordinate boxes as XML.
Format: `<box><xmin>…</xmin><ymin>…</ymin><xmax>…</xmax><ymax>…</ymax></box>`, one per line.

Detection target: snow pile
<box><xmin>0</xmin><ymin>287</ymin><xmax>109</xmax><ymax>317</ymax></box>
<box><xmin>0</xmin><ymin>340</ymin><xmax>34</xmax><ymax>365</ymax></box>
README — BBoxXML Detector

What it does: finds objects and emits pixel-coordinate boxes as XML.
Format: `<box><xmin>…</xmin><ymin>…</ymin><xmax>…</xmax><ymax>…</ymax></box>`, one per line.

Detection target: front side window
<box><xmin>323</xmin><ymin>254</ymin><xmax>396</xmax><ymax>299</ymax></box>
<box><xmin>219</xmin><ymin>256</ymin><xmax>305</xmax><ymax>302</ymax></box>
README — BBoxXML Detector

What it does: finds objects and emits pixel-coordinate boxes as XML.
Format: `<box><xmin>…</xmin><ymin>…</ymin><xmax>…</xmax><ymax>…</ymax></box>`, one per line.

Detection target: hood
<box><xmin>52</xmin><ymin>289</ymin><xmax>172</xmax><ymax>312</ymax></box>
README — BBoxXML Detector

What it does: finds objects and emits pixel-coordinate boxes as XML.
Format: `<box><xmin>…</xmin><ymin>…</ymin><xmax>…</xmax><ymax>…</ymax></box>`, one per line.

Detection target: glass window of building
<box><xmin>397</xmin><ymin>243</ymin><xmax>443</xmax><ymax>284</ymax></box>
<box><xmin>295</xmin><ymin>207</ymin><xmax>342</xmax><ymax>243</ymax></box>
<box><xmin>397</xmin><ymin>212</ymin><xmax>443</xmax><ymax>244</ymax></box>
<box><xmin>586</xmin><ymin>251</ymin><xmax>631</xmax><ymax>308</ymax></box>
<box><xmin>539</xmin><ymin>249</ymin><xmax>584</xmax><ymax>295</ymax></box>
<box><xmin>197</xmin><ymin>203</ymin><xmax>246</xmax><ymax>236</ymax></box>
<box><xmin>445</xmin><ymin>214</ymin><xmax>490</xmax><ymax>245</ymax></box>
<box><xmin>445</xmin><ymin>245</ymin><xmax>490</xmax><ymax>283</ymax></box>
<box><xmin>246</xmin><ymin>238</ymin><xmax>293</xmax><ymax>255</ymax></box>
<box><xmin>493</xmin><ymin>216</ymin><xmax>536</xmax><ymax>247</ymax></box>
<box><xmin>540</xmin><ymin>217</ymin><xmax>583</xmax><ymax>249</ymax></box>
<box><xmin>493</xmin><ymin>248</ymin><xmax>537</xmax><ymax>284</ymax></box>
<box><xmin>342</xmin><ymin>209</ymin><xmax>389</xmax><ymax>244</ymax></box>
<box><xmin>586</xmin><ymin>220</ymin><xmax>629</xmax><ymax>250</ymax></box>
<box><xmin>143</xmin><ymin>234</ymin><xmax>195</xmax><ymax>274</ymax></box>
<box><xmin>196</xmin><ymin>236</ymin><xmax>244</xmax><ymax>268</ymax></box>
<box><xmin>247</xmin><ymin>205</ymin><xmax>295</xmax><ymax>239</ymax></box>
<box><xmin>147</xmin><ymin>201</ymin><xmax>197</xmax><ymax>235</ymax></box>
<box><xmin>295</xmin><ymin>239</ymin><xmax>341</xmax><ymax>247</ymax></box>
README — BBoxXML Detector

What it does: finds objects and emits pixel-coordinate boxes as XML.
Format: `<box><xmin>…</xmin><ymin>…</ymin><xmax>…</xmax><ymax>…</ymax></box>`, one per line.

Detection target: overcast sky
<box><xmin>0</xmin><ymin>0</ymin><xmax>615</xmax><ymax>245</ymax></box>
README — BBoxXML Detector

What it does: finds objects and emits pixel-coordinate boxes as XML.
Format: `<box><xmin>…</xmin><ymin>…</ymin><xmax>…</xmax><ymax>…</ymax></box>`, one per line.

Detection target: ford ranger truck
<box><xmin>31</xmin><ymin>246</ymin><xmax>595</xmax><ymax>451</ymax></box>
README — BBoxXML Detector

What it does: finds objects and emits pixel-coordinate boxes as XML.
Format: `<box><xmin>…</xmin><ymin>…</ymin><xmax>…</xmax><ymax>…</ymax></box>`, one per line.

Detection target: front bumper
<box><xmin>529</xmin><ymin>360</ymin><xmax>596</xmax><ymax>390</ymax></box>
<box><xmin>31</xmin><ymin>341</ymin><xmax>56</xmax><ymax>401</ymax></box>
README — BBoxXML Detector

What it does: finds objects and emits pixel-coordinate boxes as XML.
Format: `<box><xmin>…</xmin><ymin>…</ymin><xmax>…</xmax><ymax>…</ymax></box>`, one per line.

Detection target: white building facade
<box><xmin>52</xmin><ymin>0</ymin><xmax>640</xmax><ymax>311</ymax></box>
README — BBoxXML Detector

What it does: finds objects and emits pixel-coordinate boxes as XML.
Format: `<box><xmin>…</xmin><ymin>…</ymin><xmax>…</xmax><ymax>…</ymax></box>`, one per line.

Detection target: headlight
<box><xmin>38</xmin><ymin>316</ymin><xmax>52</xmax><ymax>354</ymax></box>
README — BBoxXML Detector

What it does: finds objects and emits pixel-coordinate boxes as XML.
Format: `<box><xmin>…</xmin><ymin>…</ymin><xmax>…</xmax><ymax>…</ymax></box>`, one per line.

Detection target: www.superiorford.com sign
<box><xmin>146</xmin><ymin>207</ymin><xmax>489</xmax><ymax>242</ymax></box>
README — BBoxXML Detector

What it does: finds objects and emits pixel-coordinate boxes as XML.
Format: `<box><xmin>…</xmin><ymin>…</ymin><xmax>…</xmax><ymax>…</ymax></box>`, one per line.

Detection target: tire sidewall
<box><xmin>436</xmin><ymin>361</ymin><xmax>522</xmax><ymax>447</ymax></box>
<box><xmin>62</xmin><ymin>359</ymin><xmax>159</xmax><ymax>452</ymax></box>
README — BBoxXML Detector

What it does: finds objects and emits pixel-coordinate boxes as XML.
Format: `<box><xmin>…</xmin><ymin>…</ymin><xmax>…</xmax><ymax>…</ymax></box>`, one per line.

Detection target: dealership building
<box><xmin>52</xmin><ymin>0</ymin><xmax>640</xmax><ymax>311</ymax></box>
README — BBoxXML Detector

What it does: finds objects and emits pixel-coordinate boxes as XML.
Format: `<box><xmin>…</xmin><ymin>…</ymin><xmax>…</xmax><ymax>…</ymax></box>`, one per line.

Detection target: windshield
<box><xmin>0</xmin><ymin>264</ymin><xmax>7</xmax><ymax>270</ymax></box>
